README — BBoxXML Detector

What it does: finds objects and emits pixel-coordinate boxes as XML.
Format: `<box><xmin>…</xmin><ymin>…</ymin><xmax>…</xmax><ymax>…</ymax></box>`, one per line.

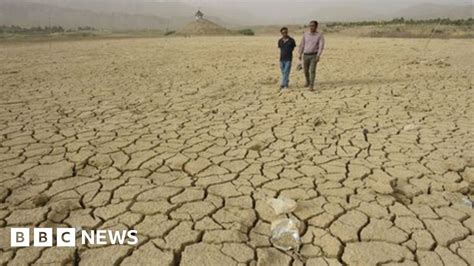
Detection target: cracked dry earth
<box><xmin>0</xmin><ymin>36</ymin><xmax>473</xmax><ymax>266</ymax></box>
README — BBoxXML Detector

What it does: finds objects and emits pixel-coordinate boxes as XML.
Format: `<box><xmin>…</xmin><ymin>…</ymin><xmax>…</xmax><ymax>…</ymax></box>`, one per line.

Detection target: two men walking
<box><xmin>278</xmin><ymin>20</ymin><xmax>325</xmax><ymax>91</ymax></box>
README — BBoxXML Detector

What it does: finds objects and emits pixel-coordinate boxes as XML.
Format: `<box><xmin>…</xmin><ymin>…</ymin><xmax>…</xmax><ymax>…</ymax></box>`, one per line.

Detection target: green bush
<box><xmin>164</xmin><ymin>30</ymin><xmax>175</xmax><ymax>36</ymax></box>
<box><xmin>77</xmin><ymin>26</ymin><xmax>96</xmax><ymax>31</ymax></box>
<box><xmin>238</xmin><ymin>29</ymin><xmax>255</xmax><ymax>36</ymax></box>
<box><xmin>0</xmin><ymin>25</ymin><xmax>65</xmax><ymax>34</ymax></box>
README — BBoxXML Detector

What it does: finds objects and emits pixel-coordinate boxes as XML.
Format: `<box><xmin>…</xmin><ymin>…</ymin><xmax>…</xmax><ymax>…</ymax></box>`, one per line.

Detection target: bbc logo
<box><xmin>11</xmin><ymin>228</ymin><xmax>76</xmax><ymax>247</ymax></box>
<box><xmin>11</xmin><ymin>228</ymin><xmax>139</xmax><ymax>247</ymax></box>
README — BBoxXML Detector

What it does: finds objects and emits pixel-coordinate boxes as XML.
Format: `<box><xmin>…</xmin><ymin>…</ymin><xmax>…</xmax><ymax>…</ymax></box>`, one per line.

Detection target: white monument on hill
<box><xmin>195</xmin><ymin>10</ymin><xmax>204</xmax><ymax>21</ymax></box>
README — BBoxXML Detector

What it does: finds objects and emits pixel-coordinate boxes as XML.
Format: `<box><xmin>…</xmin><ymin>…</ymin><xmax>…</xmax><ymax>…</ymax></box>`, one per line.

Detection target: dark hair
<box><xmin>310</xmin><ymin>20</ymin><xmax>319</xmax><ymax>27</ymax></box>
<box><xmin>280</xmin><ymin>27</ymin><xmax>288</xmax><ymax>32</ymax></box>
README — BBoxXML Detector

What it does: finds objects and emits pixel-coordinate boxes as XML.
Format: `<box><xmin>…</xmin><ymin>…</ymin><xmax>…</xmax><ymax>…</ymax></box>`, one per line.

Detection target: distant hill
<box><xmin>0</xmin><ymin>1</ymin><xmax>259</xmax><ymax>29</ymax></box>
<box><xmin>56</xmin><ymin>0</ymin><xmax>195</xmax><ymax>18</ymax></box>
<box><xmin>64</xmin><ymin>0</ymin><xmax>259</xmax><ymax>27</ymax></box>
<box><xmin>302</xmin><ymin>4</ymin><xmax>472</xmax><ymax>23</ymax></box>
<box><xmin>0</xmin><ymin>1</ymin><xmax>168</xmax><ymax>30</ymax></box>
<box><xmin>391</xmin><ymin>4</ymin><xmax>473</xmax><ymax>20</ymax></box>
<box><xmin>177</xmin><ymin>19</ymin><xmax>232</xmax><ymax>36</ymax></box>
<box><xmin>305</xmin><ymin>7</ymin><xmax>383</xmax><ymax>23</ymax></box>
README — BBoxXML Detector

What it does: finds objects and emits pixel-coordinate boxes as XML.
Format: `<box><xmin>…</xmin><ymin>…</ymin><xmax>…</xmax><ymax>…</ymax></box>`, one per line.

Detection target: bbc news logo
<box><xmin>11</xmin><ymin>228</ymin><xmax>138</xmax><ymax>247</ymax></box>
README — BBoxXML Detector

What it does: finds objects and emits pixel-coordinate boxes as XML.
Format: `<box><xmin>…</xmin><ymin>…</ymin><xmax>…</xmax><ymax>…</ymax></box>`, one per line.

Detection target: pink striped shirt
<box><xmin>299</xmin><ymin>32</ymin><xmax>325</xmax><ymax>57</ymax></box>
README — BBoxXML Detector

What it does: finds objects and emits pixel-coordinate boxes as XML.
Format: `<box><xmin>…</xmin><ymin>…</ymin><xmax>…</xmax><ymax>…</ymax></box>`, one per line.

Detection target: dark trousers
<box><xmin>303</xmin><ymin>54</ymin><xmax>318</xmax><ymax>86</ymax></box>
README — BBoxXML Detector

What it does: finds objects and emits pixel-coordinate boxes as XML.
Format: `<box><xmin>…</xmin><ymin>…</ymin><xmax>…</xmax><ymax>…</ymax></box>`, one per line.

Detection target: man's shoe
<box><xmin>309</xmin><ymin>86</ymin><xmax>315</xmax><ymax>91</ymax></box>
<box><xmin>304</xmin><ymin>83</ymin><xmax>310</xmax><ymax>88</ymax></box>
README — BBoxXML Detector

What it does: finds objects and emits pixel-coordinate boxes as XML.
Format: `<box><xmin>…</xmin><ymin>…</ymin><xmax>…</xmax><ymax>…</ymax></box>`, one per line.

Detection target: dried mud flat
<box><xmin>0</xmin><ymin>36</ymin><xmax>473</xmax><ymax>265</ymax></box>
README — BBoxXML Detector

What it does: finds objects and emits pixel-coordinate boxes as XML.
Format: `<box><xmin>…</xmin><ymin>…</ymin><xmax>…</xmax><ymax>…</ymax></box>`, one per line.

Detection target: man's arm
<box><xmin>298</xmin><ymin>34</ymin><xmax>305</xmax><ymax>59</ymax></box>
<box><xmin>317</xmin><ymin>34</ymin><xmax>325</xmax><ymax>61</ymax></box>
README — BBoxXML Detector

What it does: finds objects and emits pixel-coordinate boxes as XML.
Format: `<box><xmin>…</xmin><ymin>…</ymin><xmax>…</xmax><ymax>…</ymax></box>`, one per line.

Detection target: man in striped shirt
<box><xmin>299</xmin><ymin>20</ymin><xmax>325</xmax><ymax>91</ymax></box>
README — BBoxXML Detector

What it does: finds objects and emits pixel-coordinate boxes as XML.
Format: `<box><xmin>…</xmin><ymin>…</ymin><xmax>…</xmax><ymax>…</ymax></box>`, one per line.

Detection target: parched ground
<box><xmin>0</xmin><ymin>35</ymin><xmax>473</xmax><ymax>265</ymax></box>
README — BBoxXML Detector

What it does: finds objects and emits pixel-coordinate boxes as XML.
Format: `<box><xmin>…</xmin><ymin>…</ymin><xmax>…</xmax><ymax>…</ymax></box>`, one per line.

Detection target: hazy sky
<box><xmin>4</xmin><ymin>0</ymin><xmax>472</xmax><ymax>27</ymax></box>
<box><xmin>150</xmin><ymin>0</ymin><xmax>471</xmax><ymax>4</ymax></box>
<box><xmin>14</xmin><ymin>0</ymin><xmax>473</xmax><ymax>4</ymax></box>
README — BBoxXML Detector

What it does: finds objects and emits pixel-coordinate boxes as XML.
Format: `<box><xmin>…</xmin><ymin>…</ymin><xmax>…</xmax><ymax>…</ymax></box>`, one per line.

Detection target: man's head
<box><xmin>309</xmin><ymin>20</ymin><xmax>318</xmax><ymax>33</ymax></box>
<box><xmin>280</xmin><ymin>27</ymin><xmax>289</xmax><ymax>38</ymax></box>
